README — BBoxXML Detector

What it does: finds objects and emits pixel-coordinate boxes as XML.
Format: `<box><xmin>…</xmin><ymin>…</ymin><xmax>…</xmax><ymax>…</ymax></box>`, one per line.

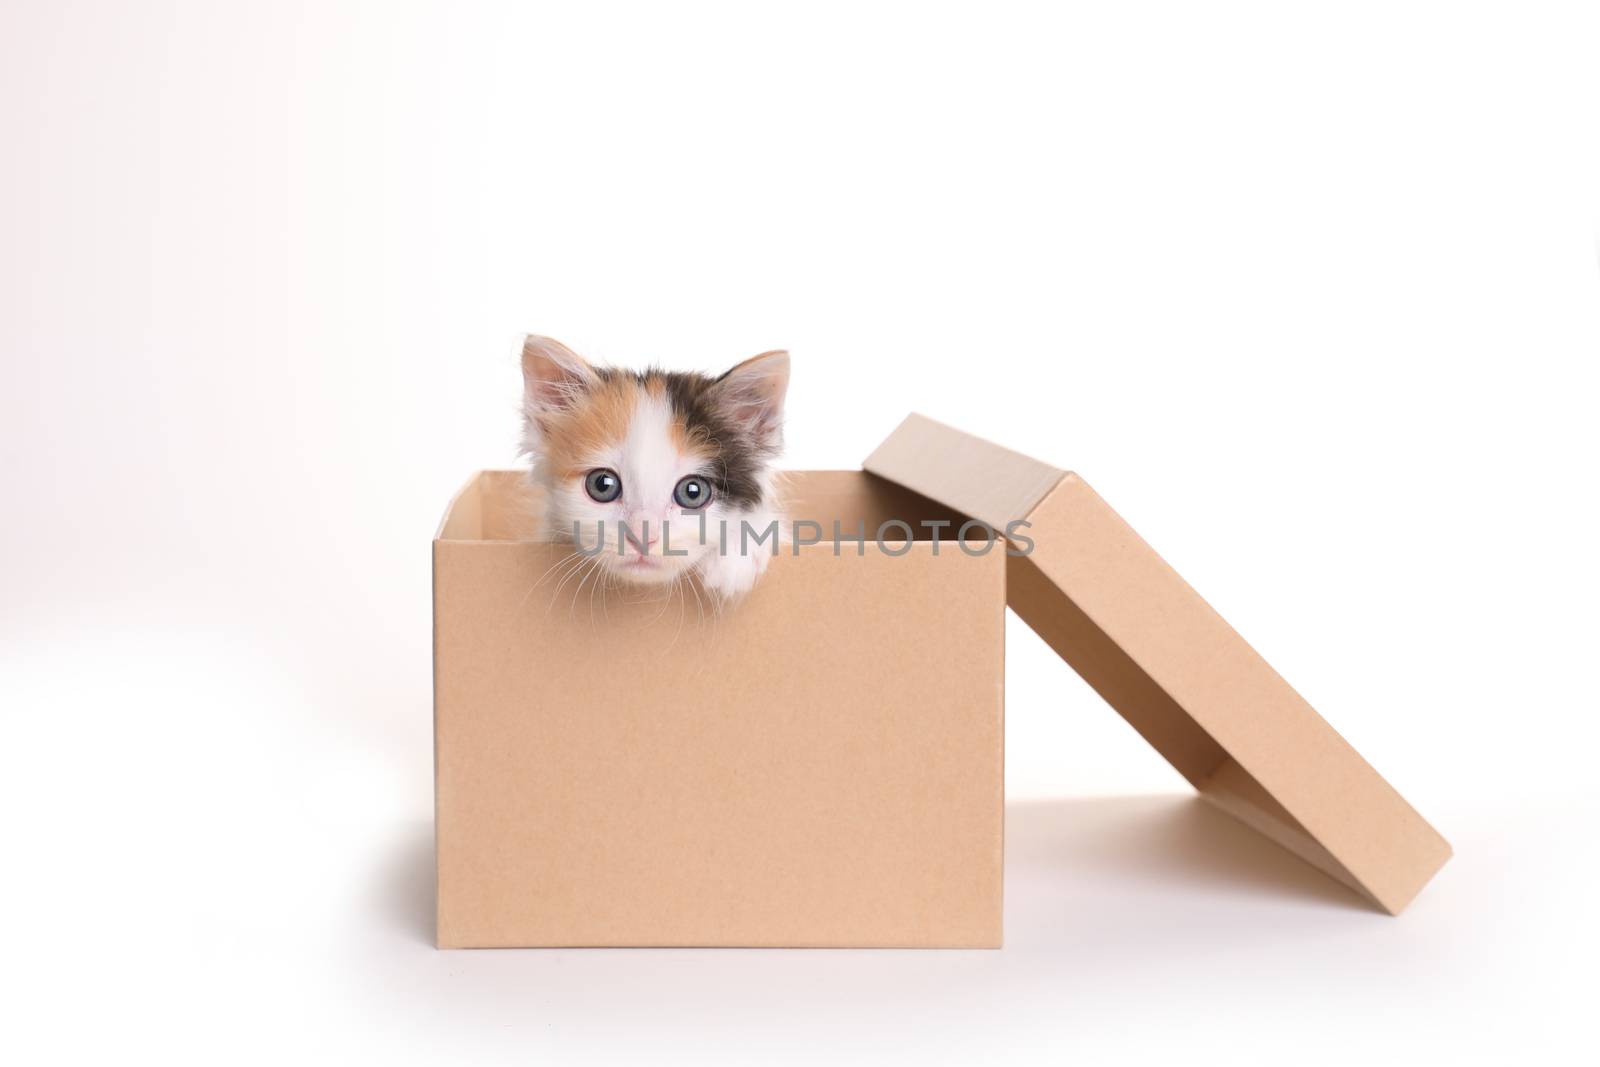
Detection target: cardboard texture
<box><xmin>864</xmin><ymin>414</ymin><xmax>1452</xmax><ymax>915</ymax></box>
<box><xmin>434</xmin><ymin>470</ymin><xmax>1005</xmax><ymax>948</ymax></box>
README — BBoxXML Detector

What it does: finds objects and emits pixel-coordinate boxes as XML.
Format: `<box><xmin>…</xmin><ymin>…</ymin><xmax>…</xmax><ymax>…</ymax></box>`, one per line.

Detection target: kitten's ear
<box><xmin>520</xmin><ymin>335</ymin><xmax>597</xmax><ymax>453</ymax></box>
<box><xmin>521</xmin><ymin>334</ymin><xmax>597</xmax><ymax>413</ymax></box>
<box><xmin>712</xmin><ymin>349</ymin><xmax>789</xmax><ymax>450</ymax></box>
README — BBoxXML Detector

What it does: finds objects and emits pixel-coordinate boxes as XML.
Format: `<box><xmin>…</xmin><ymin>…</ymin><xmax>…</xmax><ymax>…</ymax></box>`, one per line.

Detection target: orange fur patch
<box><xmin>542</xmin><ymin>376</ymin><xmax>638</xmax><ymax>480</ymax></box>
<box><xmin>672</xmin><ymin>416</ymin><xmax>717</xmax><ymax>463</ymax></box>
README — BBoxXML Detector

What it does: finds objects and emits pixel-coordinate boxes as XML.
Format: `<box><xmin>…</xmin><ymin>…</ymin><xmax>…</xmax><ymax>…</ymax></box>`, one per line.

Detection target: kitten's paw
<box><xmin>699</xmin><ymin>548</ymin><xmax>770</xmax><ymax>602</ymax></box>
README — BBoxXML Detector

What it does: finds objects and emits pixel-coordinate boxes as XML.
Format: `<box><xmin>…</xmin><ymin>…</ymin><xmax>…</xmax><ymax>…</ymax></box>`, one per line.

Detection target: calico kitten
<box><xmin>519</xmin><ymin>335</ymin><xmax>788</xmax><ymax>600</ymax></box>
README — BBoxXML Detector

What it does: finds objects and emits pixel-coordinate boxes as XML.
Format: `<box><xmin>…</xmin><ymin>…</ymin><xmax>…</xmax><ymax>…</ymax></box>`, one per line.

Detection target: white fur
<box><xmin>696</xmin><ymin>469</ymin><xmax>782</xmax><ymax>598</ymax></box>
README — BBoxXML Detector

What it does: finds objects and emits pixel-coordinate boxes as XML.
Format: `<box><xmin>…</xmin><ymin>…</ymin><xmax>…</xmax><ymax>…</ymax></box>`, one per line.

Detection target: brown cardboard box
<box><xmin>434</xmin><ymin>416</ymin><xmax>1450</xmax><ymax>948</ymax></box>
<box><xmin>433</xmin><ymin>470</ymin><xmax>1006</xmax><ymax>948</ymax></box>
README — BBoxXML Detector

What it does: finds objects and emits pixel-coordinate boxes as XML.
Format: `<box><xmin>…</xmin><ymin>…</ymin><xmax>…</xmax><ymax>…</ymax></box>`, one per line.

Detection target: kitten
<box><xmin>519</xmin><ymin>335</ymin><xmax>789</xmax><ymax>601</ymax></box>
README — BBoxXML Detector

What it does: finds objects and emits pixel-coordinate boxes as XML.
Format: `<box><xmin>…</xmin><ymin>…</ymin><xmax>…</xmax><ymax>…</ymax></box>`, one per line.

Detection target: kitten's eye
<box><xmin>673</xmin><ymin>475</ymin><xmax>711</xmax><ymax>510</ymax></box>
<box><xmin>584</xmin><ymin>468</ymin><xmax>622</xmax><ymax>503</ymax></box>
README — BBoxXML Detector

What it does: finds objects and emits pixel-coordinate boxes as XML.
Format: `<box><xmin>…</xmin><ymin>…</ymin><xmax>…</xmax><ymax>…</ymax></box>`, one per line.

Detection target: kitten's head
<box><xmin>519</xmin><ymin>335</ymin><xmax>789</xmax><ymax>586</ymax></box>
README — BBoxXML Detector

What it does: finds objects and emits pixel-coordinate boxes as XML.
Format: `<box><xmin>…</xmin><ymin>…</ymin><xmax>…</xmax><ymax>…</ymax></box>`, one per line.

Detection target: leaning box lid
<box><xmin>864</xmin><ymin>413</ymin><xmax>1451</xmax><ymax>914</ymax></box>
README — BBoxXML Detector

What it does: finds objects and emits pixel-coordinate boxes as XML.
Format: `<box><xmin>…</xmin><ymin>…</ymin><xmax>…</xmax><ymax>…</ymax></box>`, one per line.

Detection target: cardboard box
<box><xmin>433</xmin><ymin>469</ymin><xmax>1006</xmax><ymax>948</ymax></box>
<box><xmin>434</xmin><ymin>416</ymin><xmax>1450</xmax><ymax>948</ymax></box>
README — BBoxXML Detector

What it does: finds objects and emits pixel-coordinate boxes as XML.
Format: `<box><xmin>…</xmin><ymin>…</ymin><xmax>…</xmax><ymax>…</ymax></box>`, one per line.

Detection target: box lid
<box><xmin>863</xmin><ymin>413</ymin><xmax>1451</xmax><ymax>914</ymax></box>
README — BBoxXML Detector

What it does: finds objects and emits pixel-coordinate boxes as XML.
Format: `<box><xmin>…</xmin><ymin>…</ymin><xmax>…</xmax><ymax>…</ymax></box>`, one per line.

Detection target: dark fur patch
<box><xmin>656</xmin><ymin>369</ymin><xmax>771</xmax><ymax>509</ymax></box>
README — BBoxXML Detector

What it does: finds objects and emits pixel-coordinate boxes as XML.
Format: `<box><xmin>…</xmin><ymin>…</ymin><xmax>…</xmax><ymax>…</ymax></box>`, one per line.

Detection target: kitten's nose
<box><xmin>621</xmin><ymin>524</ymin><xmax>658</xmax><ymax>554</ymax></box>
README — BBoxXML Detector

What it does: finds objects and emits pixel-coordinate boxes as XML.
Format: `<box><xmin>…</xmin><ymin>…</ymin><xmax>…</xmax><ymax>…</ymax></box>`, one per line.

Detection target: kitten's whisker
<box><xmin>590</xmin><ymin>565</ymin><xmax>614</xmax><ymax>624</ymax></box>
<box><xmin>587</xmin><ymin>556</ymin><xmax>607</xmax><ymax>627</ymax></box>
<box><xmin>569</xmin><ymin>557</ymin><xmax>601</xmax><ymax>622</ymax></box>
<box><xmin>532</xmin><ymin>549</ymin><xmax>583</xmax><ymax>591</ymax></box>
<box><xmin>518</xmin><ymin>549</ymin><xmax>583</xmax><ymax>614</ymax></box>
<box><xmin>648</xmin><ymin>577</ymin><xmax>676</xmax><ymax>626</ymax></box>
<box><xmin>686</xmin><ymin>569</ymin><xmax>707</xmax><ymax>630</ymax></box>
<box><xmin>588</xmin><ymin>556</ymin><xmax>611</xmax><ymax>630</ymax></box>
<box><xmin>565</xmin><ymin>559</ymin><xmax>586</xmax><ymax>621</ymax></box>
<box><xmin>548</xmin><ymin>552</ymin><xmax>594</xmax><ymax>611</ymax></box>
<box><xmin>676</xmin><ymin>574</ymin><xmax>688</xmax><ymax>643</ymax></box>
<box><xmin>536</xmin><ymin>555</ymin><xmax>587</xmax><ymax>611</ymax></box>
<box><xmin>665</xmin><ymin>574</ymin><xmax>687</xmax><ymax>651</ymax></box>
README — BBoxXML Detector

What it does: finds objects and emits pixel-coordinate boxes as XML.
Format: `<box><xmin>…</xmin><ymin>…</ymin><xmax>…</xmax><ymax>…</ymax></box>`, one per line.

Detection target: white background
<box><xmin>3</xmin><ymin>2</ymin><xmax>1597</xmax><ymax>1063</ymax></box>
